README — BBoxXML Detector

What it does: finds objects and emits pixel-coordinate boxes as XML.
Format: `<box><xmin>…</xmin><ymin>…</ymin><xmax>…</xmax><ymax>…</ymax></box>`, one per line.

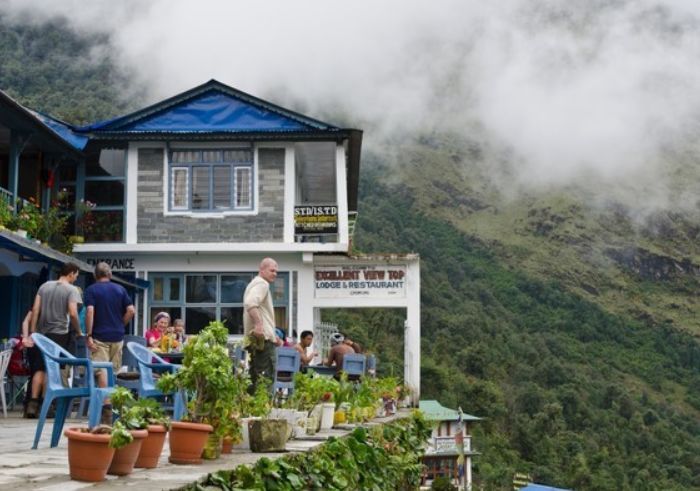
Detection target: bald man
<box><xmin>243</xmin><ymin>257</ymin><xmax>283</xmax><ymax>392</ymax></box>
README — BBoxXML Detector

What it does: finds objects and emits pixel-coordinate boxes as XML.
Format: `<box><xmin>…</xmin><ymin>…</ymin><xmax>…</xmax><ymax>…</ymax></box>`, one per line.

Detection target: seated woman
<box><xmin>145</xmin><ymin>312</ymin><xmax>170</xmax><ymax>349</ymax></box>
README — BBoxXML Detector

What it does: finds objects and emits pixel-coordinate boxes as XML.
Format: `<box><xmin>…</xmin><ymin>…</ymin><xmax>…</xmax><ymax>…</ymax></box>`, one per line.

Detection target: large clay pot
<box><xmin>108</xmin><ymin>429</ymin><xmax>148</xmax><ymax>475</ymax></box>
<box><xmin>135</xmin><ymin>424</ymin><xmax>168</xmax><ymax>468</ymax></box>
<box><xmin>64</xmin><ymin>427</ymin><xmax>115</xmax><ymax>482</ymax></box>
<box><xmin>222</xmin><ymin>436</ymin><xmax>234</xmax><ymax>454</ymax></box>
<box><xmin>168</xmin><ymin>421</ymin><xmax>213</xmax><ymax>465</ymax></box>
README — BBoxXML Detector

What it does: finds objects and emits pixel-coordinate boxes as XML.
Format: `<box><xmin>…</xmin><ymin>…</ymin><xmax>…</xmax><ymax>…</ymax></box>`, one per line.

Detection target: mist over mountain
<box><xmin>1</xmin><ymin>3</ymin><xmax>699</xmax><ymax>489</ymax></box>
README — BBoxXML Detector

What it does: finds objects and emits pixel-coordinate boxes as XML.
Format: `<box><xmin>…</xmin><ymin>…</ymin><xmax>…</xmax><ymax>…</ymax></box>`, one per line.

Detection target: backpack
<box><xmin>8</xmin><ymin>337</ymin><xmax>31</xmax><ymax>376</ymax></box>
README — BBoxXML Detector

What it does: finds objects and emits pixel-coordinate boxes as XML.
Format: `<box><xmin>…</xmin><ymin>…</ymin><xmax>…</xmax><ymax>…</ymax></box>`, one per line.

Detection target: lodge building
<box><xmin>0</xmin><ymin>80</ymin><xmax>421</xmax><ymax>401</ymax></box>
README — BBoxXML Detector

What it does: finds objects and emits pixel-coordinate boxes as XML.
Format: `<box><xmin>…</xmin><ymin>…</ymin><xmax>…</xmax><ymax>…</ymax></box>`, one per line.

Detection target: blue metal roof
<box><xmin>81</xmin><ymin>80</ymin><xmax>341</xmax><ymax>135</ymax></box>
<box><xmin>521</xmin><ymin>484</ymin><xmax>573</xmax><ymax>491</ymax></box>
<box><xmin>28</xmin><ymin>109</ymin><xmax>89</xmax><ymax>150</ymax></box>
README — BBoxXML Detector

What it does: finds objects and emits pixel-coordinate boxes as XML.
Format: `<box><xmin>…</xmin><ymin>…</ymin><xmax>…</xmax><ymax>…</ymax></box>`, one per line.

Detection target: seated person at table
<box><xmin>324</xmin><ymin>333</ymin><xmax>355</xmax><ymax>372</ymax></box>
<box><xmin>173</xmin><ymin>318</ymin><xmax>187</xmax><ymax>345</ymax></box>
<box><xmin>341</xmin><ymin>333</ymin><xmax>363</xmax><ymax>354</ymax></box>
<box><xmin>145</xmin><ymin>312</ymin><xmax>170</xmax><ymax>349</ymax></box>
<box><xmin>295</xmin><ymin>330</ymin><xmax>318</xmax><ymax>369</ymax></box>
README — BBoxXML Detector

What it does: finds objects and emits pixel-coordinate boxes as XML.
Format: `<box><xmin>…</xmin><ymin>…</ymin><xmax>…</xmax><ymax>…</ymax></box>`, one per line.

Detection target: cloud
<box><xmin>4</xmin><ymin>0</ymin><xmax>700</xmax><ymax>198</ymax></box>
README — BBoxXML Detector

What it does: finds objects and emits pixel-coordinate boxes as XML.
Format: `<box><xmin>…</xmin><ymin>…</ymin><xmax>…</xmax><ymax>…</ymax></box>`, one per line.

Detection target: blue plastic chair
<box><xmin>31</xmin><ymin>333</ymin><xmax>115</xmax><ymax>448</ymax></box>
<box><xmin>116</xmin><ymin>335</ymin><xmax>146</xmax><ymax>391</ymax></box>
<box><xmin>126</xmin><ymin>342</ymin><xmax>185</xmax><ymax>421</ymax></box>
<box><xmin>342</xmin><ymin>354</ymin><xmax>367</xmax><ymax>381</ymax></box>
<box><xmin>273</xmin><ymin>347</ymin><xmax>301</xmax><ymax>395</ymax></box>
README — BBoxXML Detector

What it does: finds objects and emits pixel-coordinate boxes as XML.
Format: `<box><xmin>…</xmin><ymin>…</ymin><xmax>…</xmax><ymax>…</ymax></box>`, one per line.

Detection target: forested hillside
<box><xmin>1</xmin><ymin>14</ymin><xmax>699</xmax><ymax>491</ymax></box>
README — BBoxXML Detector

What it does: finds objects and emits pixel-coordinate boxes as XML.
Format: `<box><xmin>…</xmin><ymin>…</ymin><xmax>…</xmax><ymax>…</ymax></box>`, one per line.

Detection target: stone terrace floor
<box><xmin>0</xmin><ymin>409</ymin><xmax>406</xmax><ymax>490</ymax></box>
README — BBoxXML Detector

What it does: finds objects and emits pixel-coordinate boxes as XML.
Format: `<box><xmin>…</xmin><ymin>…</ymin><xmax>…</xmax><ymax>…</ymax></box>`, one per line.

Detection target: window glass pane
<box><xmin>202</xmin><ymin>150</ymin><xmax>222</xmax><ymax>163</ymax></box>
<box><xmin>85</xmin><ymin>210</ymin><xmax>123</xmax><ymax>242</ymax></box>
<box><xmin>171</xmin><ymin>167</ymin><xmax>188</xmax><ymax>209</ymax></box>
<box><xmin>172</xmin><ymin>151</ymin><xmax>201</xmax><ymax>163</ymax></box>
<box><xmin>153</xmin><ymin>277</ymin><xmax>164</xmax><ymax>302</ymax></box>
<box><xmin>295</xmin><ymin>142</ymin><xmax>336</xmax><ymax>204</ymax></box>
<box><xmin>271</xmin><ymin>275</ymin><xmax>287</xmax><ymax>303</ymax></box>
<box><xmin>169</xmin><ymin>277</ymin><xmax>181</xmax><ymax>302</ymax></box>
<box><xmin>192</xmin><ymin>166</ymin><xmax>210</xmax><ymax>210</ymax></box>
<box><xmin>213</xmin><ymin>166</ymin><xmax>231</xmax><ymax>209</ymax></box>
<box><xmin>223</xmin><ymin>149</ymin><xmax>252</xmax><ymax>163</ymax></box>
<box><xmin>221</xmin><ymin>307</ymin><xmax>244</xmax><ymax>335</ymax></box>
<box><xmin>275</xmin><ymin>307</ymin><xmax>287</xmax><ymax>331</ymax></box>
<box><xmin>87</xmin><ymin>149</ymin><xmax>126</xmax><ymax>177</ymax></box>
<box><xmin>221</xmin><ymin>274</ymin><xmax>253</xmax><ymax>303</ymax></box>
<box><xmin>235</xmin><ymin>167</ymin><xmax>251</xmax><ymax>208</ymax></box>
<box><xmin>185</xmin><ymin>307</ymin><xmax>216</xmax><ymax>334</ymax></box>
<box><xmin>186</xmin><ymin>275</ymin><xmax>216</xmax><ymax>303</ymax></box>
<box><xmin>85</xmin><ymin>180</ymin><xmax>125</xmax><ymax>207</ymax></box>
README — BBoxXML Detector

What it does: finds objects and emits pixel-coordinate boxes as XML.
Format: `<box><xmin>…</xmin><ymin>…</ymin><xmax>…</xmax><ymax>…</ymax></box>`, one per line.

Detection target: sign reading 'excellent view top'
<box><xmin>314</xmin><ymin>265</ymin><xmax>406</xmax><ymax>298</ymax></box>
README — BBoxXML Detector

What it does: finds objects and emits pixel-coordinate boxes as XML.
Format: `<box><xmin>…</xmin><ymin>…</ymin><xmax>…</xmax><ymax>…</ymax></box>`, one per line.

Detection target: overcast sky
<box><xmin>4</xmin><ymin>0</ymin><xmax>700</xmax><ymax>201</ymax></box>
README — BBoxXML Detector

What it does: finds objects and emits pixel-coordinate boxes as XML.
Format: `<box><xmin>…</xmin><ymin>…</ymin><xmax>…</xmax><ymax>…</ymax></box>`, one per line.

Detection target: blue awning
<box><xmin>0</xmin><ymin>231</ymin><xmax>148</xmax><ymax>290</ymax></box>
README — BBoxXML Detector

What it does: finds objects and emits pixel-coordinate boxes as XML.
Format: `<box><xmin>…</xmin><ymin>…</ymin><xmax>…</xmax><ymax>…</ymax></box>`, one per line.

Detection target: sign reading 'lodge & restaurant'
<box><xmin>314</xmin><ymin>265</ymin><xmax>406</xmax><ymax>298</ymax></box>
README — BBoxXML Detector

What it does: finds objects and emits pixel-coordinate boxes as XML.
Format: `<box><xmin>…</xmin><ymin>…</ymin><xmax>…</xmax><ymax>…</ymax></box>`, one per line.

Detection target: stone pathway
<box><xmin>0</xmin><ymin>410</ymin><xmax>403</xmax><ymax>490</ymax></box>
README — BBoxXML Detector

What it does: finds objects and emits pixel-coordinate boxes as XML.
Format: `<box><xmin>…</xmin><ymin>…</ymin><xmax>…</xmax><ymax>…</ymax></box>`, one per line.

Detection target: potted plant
<box><xmin>234</xmin><ymin>374</ymin><xmax>271</xmax><ymax>450</ymax></box>
<box><xmin>157</xmin><ymin>321</ymin><xmax>238</xmax><ymax>464</ymax></box>
<box><xmin>107</xmin><ymin>387</ymin><xmax>149</xmax><ymax>476</ymax></box>
<box><xmin>118</xmin><ymin>396</ymin><xmax>171</xmax><ymax>468</ymax></box>
<box><xmin>64</xmin><ymin>421</ymin><xmax>134</xmax><ymax>482</ymax></box>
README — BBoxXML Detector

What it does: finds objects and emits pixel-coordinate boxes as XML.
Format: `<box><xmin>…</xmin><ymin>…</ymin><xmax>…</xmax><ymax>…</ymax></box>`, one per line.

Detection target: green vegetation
<box><xmin>186</xmin><ymin>412</ymin><xmax>431</xmax><ymax>491</ymax></box>
<box><xmin>0</xmin><ymin>14</ymin><xmax>142</xmax><ymax>124</ymax></box>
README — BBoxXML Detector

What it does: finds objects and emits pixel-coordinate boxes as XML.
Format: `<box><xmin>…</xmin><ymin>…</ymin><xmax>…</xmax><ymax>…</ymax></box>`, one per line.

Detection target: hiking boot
<box><xmin>25</xmin><ymin>398</ymin><xmax>39</xmax><ymax>419</ymax></box>
<box><xmin>101</xmin><ymin>404</ymin><xmax>113</xmax><ymax>425</ymax></box>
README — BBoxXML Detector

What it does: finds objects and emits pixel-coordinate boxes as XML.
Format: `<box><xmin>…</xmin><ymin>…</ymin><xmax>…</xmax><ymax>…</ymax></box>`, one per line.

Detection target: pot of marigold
<box><xmin>157</xmin><ymin>321</ymin><xmax>238</xmax><ymax>464</ymax></box>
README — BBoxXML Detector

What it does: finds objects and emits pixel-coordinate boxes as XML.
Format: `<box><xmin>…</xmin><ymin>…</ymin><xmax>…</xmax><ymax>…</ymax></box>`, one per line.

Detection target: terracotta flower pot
<box><xmin>222</xmin><ymin>436</ymin><xmax>234</xmax><ymax>454</ymax></box>
<box><xmin>108</xmin><ymin>429</ymin><xmax>148</xmax><ymax>475</ymax></box>
<box><xmin>135</xmin><ymin>424</ymin><xmax>168</xmax><ymax>468</ymax></box>
<box><xmin>168</xmin><ymin>421</ymin><xmax>213</xmax><ymax>465</ymax></box>
<box><xmin>64</xmin><ymin>427</ymin><xmax>115</xmax><ymax>482</ymax></box>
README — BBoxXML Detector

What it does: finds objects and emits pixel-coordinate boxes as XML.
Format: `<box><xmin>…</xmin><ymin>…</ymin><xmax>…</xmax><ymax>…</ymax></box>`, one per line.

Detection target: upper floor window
<box><xmin>169</xmin><ymin>148</ymin><xmax>253</xmax><ymax>212</ymax></box>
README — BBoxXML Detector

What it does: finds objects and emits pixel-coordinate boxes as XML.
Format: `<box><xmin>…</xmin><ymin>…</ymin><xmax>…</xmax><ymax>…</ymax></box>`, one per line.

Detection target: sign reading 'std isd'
<box><xmin>314</xmin><ymin>265</ymin><xmax>406</xmax><ymax>298</ymax></box>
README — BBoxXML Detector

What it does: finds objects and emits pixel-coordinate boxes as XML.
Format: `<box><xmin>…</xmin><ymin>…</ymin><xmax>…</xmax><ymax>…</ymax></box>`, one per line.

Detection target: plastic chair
<box><xmin>126</xmin><ymin>342</ymin><xmax>185</xmax><ymax>421</ymax></box>
<box><xmin>0</xmin><ymin>349</ymin><xmax>12</xmax><ymax>417</ymax></box>
<box><xmin>342</xmin><ymin>354</ymin><xmax>367</xmax><ymax>381</ymax></box>
<box><xmin>69</xmin><ymin>335</ymin><xmax>90</xmax><ymax>418</ymax></box>
<box><xmin>366</xmin><ymin>354</ymin><xmax>377</xmax><ymax>377</ymax></box>
<box><xmin>31</xmin><ymin>333</ymin><xmax>115</xmax><ymax>448</ymax></box>
<box><xmin>273</xmin><ymin>347</ymin><xmax>301</xmax><ymax>395</ymax></box>
<box><xmin>116</xmin><ymin>335</ymin><xmax>146</xmax><ymax>391</ymax></box>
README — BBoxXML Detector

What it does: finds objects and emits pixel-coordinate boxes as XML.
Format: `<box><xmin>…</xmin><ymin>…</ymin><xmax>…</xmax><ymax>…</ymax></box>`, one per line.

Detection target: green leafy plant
<box><xmin>195</xmin><ymin>411</ymin><xmax>431</xmax><ymax>491</ymax></box>
<box><xmin>157</xmin><ymin>321</ymin><xmax>240</xmax><ymax>438</ymax></box>
<box><xmin>0</xmin><ymin>200</ymin><xmax>13</xmax><ymax>228</ymax></box>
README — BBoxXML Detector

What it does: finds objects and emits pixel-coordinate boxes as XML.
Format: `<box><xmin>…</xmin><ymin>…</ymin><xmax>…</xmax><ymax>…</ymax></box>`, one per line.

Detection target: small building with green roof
<box><xmin>419</xmin><ymin>400</ymin><xmax>481</xmax><ymax>489</ymax></box>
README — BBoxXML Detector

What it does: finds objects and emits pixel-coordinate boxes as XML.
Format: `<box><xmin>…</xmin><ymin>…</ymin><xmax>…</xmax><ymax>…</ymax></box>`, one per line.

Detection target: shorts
<box><xmin>91</xmin><ymin>339</ymin><xmax>123</xmax><ymax>375</ymax></box>
<box><xmin>28</xmin><ymin>332</ymin><xmax>71</xmax><ymax>375</ymax></box>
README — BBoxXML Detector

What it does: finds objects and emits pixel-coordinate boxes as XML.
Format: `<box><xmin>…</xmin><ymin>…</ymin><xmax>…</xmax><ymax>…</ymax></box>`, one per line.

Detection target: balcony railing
<box><xmin>0</xmin><ymin>185</ymin><xmax>31</xmax><ymax>209</ymax></box>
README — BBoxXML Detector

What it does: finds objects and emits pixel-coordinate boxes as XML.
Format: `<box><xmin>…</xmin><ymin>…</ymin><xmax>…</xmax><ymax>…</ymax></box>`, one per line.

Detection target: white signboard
<box><xmin>314</xmin><ymin>265</ymin><xmax>406</xmax><ymax>299</ymax></box>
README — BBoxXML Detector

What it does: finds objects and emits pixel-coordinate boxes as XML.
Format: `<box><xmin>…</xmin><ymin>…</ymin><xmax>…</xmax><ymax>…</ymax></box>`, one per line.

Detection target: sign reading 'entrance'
<box><xmin>314</xmin><ymin>265</ymin><xmax>406</xmax><ymax>298</ymax></box>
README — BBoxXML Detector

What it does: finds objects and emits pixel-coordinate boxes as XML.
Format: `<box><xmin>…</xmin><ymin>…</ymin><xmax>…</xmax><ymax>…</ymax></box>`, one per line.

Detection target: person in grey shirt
<box><xmin>23</xmin><ymin>262</ymin><xmax>82</xmax><ymax>418</ymax></box>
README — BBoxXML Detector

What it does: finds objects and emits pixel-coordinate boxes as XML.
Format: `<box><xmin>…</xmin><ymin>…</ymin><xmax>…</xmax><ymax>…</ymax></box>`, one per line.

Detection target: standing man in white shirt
<box><xmin>243</xmin><ymin>257</ymin><xmax>283</xmax><ymax>393</ymax></box>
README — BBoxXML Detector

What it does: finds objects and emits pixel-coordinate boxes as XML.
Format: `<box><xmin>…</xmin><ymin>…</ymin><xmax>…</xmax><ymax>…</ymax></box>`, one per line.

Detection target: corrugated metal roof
<box><xmin>419</xmin><ymin>400</ymin><xmax>481</xmax><ymax>421</ymax></box>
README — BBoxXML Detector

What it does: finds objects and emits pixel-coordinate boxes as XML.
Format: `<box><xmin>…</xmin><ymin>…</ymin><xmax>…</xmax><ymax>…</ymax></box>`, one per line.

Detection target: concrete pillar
<box><xmin>8</xmin><ymin>130</ymin><xmax>31</xmax><ymax>213</ymax></box>
<box><xmin>405</xmin><ymin>258</ymin><xmax>421</xmax><ymax>404</ymax></box>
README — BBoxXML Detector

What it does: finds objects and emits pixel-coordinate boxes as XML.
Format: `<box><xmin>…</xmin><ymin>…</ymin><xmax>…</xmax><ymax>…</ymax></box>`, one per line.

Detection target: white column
<box><xmin>283</xmin><ymin>144</ymin><xmax>295</xmax><ymax>243</ymax></box>
<box><xmin>297</xmin><ymin>261</ymin><xmax>315</xmax><ymax>337</ymax></box>
<box><xmin>466</xmin><ymin>456</ymin><xmax>472</xmax><ymax>491</ymax></box>
<box><xmin>126</xmin><ymin>143</ymin><xmax>139</xmax><ymax>244</ymax></box>
<box><xmin>405</xmin><ymin>258</ymin><xmax>421</xmax><ymax>405</ymax></box>
<box><xmin>335</xmin><ymin>143</ymin><xmax>349</xmax><ymax>248</ymax></box>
